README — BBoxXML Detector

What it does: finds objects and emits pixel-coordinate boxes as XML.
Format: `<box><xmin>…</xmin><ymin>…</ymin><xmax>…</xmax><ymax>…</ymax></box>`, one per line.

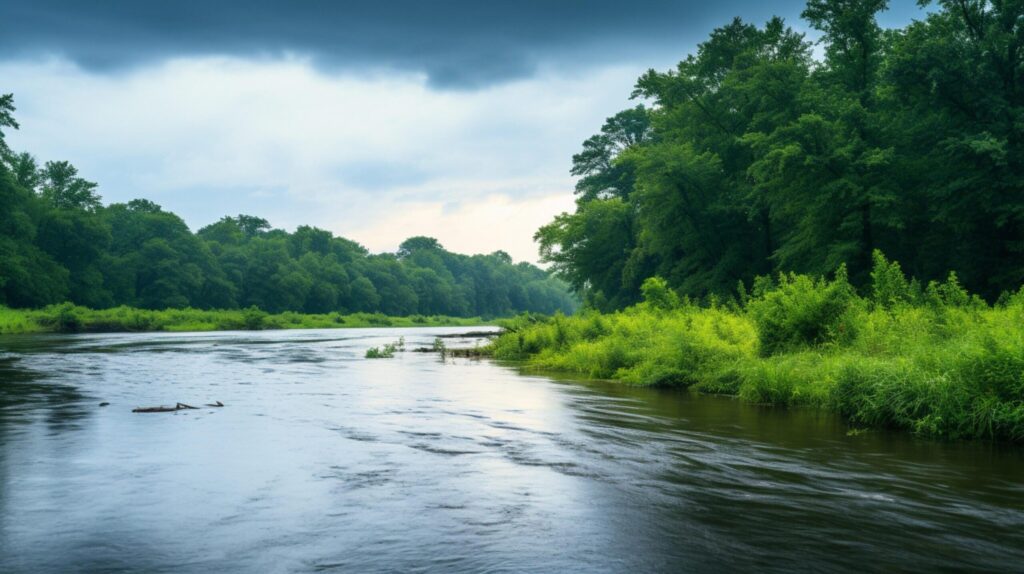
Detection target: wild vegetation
<box><xmin>0</xmin><ymin>96</ymin><xmax>576</xmax><ymax>319</ymax></box>
<box><xmin>538</xmin><ymin>0</ymin><xmax>1024</xmax><ymax>308</ymax></box>
<box><xmin>365</xmin><ymin>337</ymin><xmax>406</xmax><ymax>358</ymax></box>
<box><xmin>0</xmin><ymin>304</ymin><xmax>485</xmax><ymax>334</ymax></box>
<box><xmin>507</xmin><ymin>0</ymin><xmax>1024</xmax><ymax>441</ymax></box>
<box><xmin>493</xmin><ymin>253</ymin><xmax>1024</xmax><ymax>442</ymax></box>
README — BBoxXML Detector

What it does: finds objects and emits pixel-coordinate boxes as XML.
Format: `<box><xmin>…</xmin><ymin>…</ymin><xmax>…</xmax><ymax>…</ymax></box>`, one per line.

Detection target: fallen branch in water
<box><xmin>132</xmin><ymin>401</ymin><xmax>222</xmax><ymax>413</ymax></box>
<box><xmin>433</xmin><ymin>330</ymin><xmax>503</xmax><ymax>339</ymax></box>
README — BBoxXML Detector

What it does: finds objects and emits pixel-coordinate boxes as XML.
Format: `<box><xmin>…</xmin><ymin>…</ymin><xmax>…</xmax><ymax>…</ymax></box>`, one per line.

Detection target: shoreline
<box><xmin>0</xmin><ymin>304</ymin><xmax>497</xmax><ymax>335</ymax></box>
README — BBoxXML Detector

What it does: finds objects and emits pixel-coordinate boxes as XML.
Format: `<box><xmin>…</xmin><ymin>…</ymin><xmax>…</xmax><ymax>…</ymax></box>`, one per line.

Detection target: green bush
<box><xmin>46</xmin><ymin>303</ymin><xmax>84</xmax><ymax>333</ymax></box>
<box><xmin>747</xmin><ymin>266</ymin><xmax>858</xmax><ymax>355</ymax></box>
<box><xmin>640</xmin><ymin>276</ymin><xmax>680</xmax><ymax>311</ymax></box>
<box><xmin>365</xmin><ymin>337</ymin><xmax>404</xmax><ymax>359</ymax></box>
<box><xmin>869</xmin><ymin>250</ymin><xmax>915</xmax><ymax>309</ymax></box>
<box><xmin>242</xmin><ymin>306</ymin><xmax>267</xmax><ymax>330</ymax></box>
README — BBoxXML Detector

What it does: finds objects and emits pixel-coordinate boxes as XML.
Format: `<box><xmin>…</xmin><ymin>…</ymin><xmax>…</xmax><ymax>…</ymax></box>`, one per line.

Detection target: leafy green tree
<box><xmin>0</xmin><ymin>93</ymin><xmax>18</xmax><ymax>163</ymax></box>
<box><xmin>35</xmin><ymin>208</ymin><xmax>112</xmax><ymax>307</ymax></box>
<box><xmin>540</xmin><ymin>1</ymin><xmax>1024</xmax><ymax>306</ymax></box>
<box><xmin>398</xmin><ymin>236</ymin><xmax>443</xmax><ymax>258</ymax></box>
<box><xmin>571</xmin><ymin>105</ymin><xmax>651</xmax><ymax>202</ymax></box>
<box><xmin>39</xmin><ymin>161</ymin><xmax>102</xmax><ymax>211</ymax></box>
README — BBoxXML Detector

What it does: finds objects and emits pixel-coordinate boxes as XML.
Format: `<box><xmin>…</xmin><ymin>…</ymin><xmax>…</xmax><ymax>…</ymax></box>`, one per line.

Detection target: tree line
<box><xmin>538</xmin><ymin>0</ymin><xmax>1024</xmax><ymax>309</ymax></box>
<box><xmin>0</xmin><ymin>96</ymin><xmax>576</xmax><ymax>317</ymax></box>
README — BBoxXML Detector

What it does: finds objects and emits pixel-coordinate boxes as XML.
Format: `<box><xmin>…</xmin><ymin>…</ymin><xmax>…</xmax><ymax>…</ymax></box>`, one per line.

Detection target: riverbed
<box><xmin>1</xmin><ymin>327</ymin><xmax>1021</xmax><ymax>572</ymax></box>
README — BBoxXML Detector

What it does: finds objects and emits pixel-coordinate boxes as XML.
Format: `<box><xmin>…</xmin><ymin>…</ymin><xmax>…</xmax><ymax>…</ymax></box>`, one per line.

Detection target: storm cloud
<box><xmin>2</xmin><ymin>0</ymin><xmax>840</xmax><ymax>88</ymax></box>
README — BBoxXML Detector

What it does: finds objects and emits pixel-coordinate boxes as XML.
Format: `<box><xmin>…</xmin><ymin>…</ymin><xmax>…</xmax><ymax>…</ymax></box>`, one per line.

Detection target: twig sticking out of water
<box><xmin>132</xmin><ymin>401</ymin><xmax>223</xmax><ymax>413</ymax></box>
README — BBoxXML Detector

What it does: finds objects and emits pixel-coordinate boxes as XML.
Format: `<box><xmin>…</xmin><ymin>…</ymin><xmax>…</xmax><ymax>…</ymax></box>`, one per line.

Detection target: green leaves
<box><xmin>38</xmin><ymin>161</ymin><xmax>102</xmax><ymax>211</ymax></box>
<box><xmin>544</xmin><ymin>1</ymin><xmax>1024</xmax><ymax>307</ymax></box>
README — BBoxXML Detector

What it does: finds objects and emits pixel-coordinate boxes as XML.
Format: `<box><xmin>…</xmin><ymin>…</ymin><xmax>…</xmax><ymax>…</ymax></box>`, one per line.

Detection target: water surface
<box><xmin>1</xmin><ymin>327</ymin><xmax>1022</xmax><ymax>572</ymax></box>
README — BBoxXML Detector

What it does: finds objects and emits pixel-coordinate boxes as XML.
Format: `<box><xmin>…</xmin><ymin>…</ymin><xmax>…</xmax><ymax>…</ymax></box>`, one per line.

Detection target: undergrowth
<box><xmin>491</xmin><ymin>252</ymin><xmax>1024</xmax><ymax>442</ymax></box>
<box><xmin>0</xmin><ymin>305</ymin><xmax>486</xmax><ymax>334</ymax></box>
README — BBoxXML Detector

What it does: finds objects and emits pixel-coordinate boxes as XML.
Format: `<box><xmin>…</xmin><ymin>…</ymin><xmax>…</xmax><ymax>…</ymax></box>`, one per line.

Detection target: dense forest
<box><xmin>0</xmin><ymin>96</ymin><xmax>576</xmax><ymax>317</ymax></box>
<box><xmin>539</xmin><ymin>0</ymin><xmax>1024</xmax><ymax>309</ymax></box>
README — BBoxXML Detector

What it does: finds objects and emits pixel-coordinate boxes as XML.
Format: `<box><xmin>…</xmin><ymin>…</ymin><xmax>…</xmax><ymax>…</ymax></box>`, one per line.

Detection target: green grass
<box><xmin>489</xmin><ymin>257</ymin><xmax>1024</xmax><ymax>442</ymax></box>
<box><xmin>0</xmin><ymin>303</ymin><xmax>489</xmax><ymax>334</ymax></box>
<box><xmin>365</xmin><ymin>337</ymin><xmax>405</xmax><ymax>358</ymax></box>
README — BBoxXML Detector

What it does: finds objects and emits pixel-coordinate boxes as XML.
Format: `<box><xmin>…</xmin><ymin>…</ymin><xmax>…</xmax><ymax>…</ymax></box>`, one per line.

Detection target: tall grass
<box><xmin>0</xmin><ymin>303</ymin><xmax>487</xmax><ymax>335</ymax></box>
<box><xmin>492</xmin><ymin>253</ymin><xmax>1024</xmax><ymax>442</ymax></box>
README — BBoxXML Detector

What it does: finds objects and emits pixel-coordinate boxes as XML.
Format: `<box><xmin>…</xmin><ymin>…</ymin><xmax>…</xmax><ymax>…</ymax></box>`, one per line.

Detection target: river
<box><xmin>0</xmin><ymin>327</ymin><xmax>1021</xmax><ymax>573</ymax></box>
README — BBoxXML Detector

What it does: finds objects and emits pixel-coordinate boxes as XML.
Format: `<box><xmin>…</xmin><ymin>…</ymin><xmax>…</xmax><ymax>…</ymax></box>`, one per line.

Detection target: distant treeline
<box><xmin>539</xmin><ymin>0</ymin><xmax>1024</xmax><ymax>309</ymax></box>
<box><xmin>0</xmin><ymin>95</ymin><xmax>576</xmax><ymax>317</ymax></box>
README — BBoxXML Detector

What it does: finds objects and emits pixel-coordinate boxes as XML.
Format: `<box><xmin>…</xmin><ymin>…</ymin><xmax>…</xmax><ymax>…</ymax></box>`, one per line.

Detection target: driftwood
<box><xmin>132</xmin><ymin>401</ymin><xmax>223</xmax><ymax>413</ymax></box>
<box><xmin>434</xmin><ymin>331</ymin><xmax>502</xmax><ymax>339</ymax></box>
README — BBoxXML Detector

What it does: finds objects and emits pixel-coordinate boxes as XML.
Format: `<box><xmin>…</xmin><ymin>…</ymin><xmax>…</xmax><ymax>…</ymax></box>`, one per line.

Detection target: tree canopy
<box><xmin>539</xmin><ymin>0</ymin><xmax>1024</xmax><ymax>309</ymax></box>
<box><xmin>0</xmin><ymin>96</ymin><xmax>576</xmax><ymax>316</ymax></box>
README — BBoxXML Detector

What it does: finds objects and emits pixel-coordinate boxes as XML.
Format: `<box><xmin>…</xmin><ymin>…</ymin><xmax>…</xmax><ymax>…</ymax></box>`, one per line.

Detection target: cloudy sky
<box><xmin>1</xmin><ymin>0</ymin><xmax>925</xmax><ymax>263</ymax></box>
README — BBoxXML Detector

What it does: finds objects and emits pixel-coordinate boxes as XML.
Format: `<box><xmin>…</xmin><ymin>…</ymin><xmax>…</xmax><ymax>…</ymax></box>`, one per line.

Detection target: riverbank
<box><xmin>0</xmin><ymin>303</ymin><xmax>489</xmax><ymax>334</ymax></box>
<box><xmin>490</xmin><ymin>259</ymin><xmax>1024</xmax><ymax>442</ymax></box>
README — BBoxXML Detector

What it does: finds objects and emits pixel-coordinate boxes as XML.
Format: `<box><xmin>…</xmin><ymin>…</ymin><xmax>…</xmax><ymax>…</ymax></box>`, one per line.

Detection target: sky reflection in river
<box><xmin>1</xmin><ymin>327</ymin><xmax>1022</xmax><ymax>573</ymax></box>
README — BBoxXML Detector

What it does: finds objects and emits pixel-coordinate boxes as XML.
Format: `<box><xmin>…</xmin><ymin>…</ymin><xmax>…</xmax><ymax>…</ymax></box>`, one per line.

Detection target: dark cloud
<box><xmin>0</xmin><ymin>1</ymin><xmax>925</xmax><ymax>88</ymax></box>
<box><xmin>0</xmin><ymin>1</ymin><xmax>765</xmax><ymax>87</ymax></box>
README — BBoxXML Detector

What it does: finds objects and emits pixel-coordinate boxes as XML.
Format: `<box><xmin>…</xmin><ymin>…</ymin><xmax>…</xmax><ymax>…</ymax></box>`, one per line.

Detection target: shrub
<box><xmin>640</xmin><ymin>276</ymin><xmax>680</xmax><ymax>311</ymax></box>
<box><xmin>242</xmin><ymin>306</ymin><xmax>267</xmax><ymax>330</ymax></box>
<box><xmin>870</xmin><ymin>250</ymin><xmax>914</xmax><ymax>309</ymax></box>
<box><xmin>365</xmin><ymin>338</ymin><xmax>404</xmax><ymax>359</ymax></box>
<box><xmin>49</xmin><ymin>303</ymin><xmax>83</xmax><ymax>333</ymax></box>
<box><xmin>747</xmin><ymin>265</ymin><xmax>858</xmax><ymax>355</ymax></box>
<box><xmin>365</xmin><ymin>346</ymin><xmax>393</xmax><ymax>359</ymax></box>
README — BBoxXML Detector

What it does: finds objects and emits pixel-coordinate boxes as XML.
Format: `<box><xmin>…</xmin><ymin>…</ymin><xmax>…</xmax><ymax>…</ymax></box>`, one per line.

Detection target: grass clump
<box><xmin>365</xmin><ymin>337</ymin><xmax>405</xmax><ymax>359</ymax></box>
<box><xmin>489</xmin><ymin>252</ymin><xmax>1024</xmax><ymax>442</ymax></box>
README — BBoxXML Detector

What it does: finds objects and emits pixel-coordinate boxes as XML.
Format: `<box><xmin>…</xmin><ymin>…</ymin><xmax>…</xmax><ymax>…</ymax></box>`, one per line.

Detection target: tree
<box><xmin>39</xmin><ymin>161</ymin><xmax>102</xmax><ymax>211</ymax></box>
<box><xmin>398</xmin><ymin>236</ymin><xmax>443</xmax><ymax>258</ymax></box>
<box><xmin>536</xmin><ymin>1</ymin><xmax>1024</xmax><ymax>306</ymax></box>
<box><xmin>572</xmin><ymin>105</ymin><xmax>652</xmax><ymax>201</ymax></box>
<box><xmin>0</xmin><ymin>92</ymin><xmax>580</xmax><ymax>316</ymax></box>
<box><xmin>0</xmin><ymin>93</ymin><xmax>18</xmax><ymax>163</ymax></box>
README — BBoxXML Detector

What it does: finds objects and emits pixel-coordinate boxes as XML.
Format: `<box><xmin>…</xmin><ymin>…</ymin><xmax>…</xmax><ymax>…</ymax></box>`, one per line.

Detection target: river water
<box><xmin>0</xmin><ymin>327</ymin><xmax>1021</xmax><ymax>573</ymax></box>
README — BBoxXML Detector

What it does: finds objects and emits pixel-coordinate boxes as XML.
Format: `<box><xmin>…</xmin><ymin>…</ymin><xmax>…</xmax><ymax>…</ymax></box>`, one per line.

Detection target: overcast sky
<box><xmin>0</xmin><ymin>0</ymin><xmax>926</xmax><ymax>263</ymax></box>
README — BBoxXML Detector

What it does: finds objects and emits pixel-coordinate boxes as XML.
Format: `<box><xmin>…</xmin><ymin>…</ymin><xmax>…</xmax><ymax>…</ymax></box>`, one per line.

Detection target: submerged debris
<box><xmin>433</xmin><ymin>331</ymin><xmax>502</xmax><ymax>339</ymax></box>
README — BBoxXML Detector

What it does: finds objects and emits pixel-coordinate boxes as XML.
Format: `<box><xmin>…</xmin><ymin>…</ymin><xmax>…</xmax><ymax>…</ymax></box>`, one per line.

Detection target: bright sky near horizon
<box><xmin>0</xmin><ymin>0</ymin><xmax>926</xmax><ymax>264</ymax></box>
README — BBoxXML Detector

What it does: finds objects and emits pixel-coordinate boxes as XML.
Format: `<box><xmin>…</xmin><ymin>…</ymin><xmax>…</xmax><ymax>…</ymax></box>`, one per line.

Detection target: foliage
<box><xmin>0</xmin><ymin>97</ymin><xmax>577</xmax><ymax>317</ymax></box>
<box><xmin>746</xmin><ymin>265</ymin><xmax>858</xmax><ymax>355</ymax></box>
<box><xmin>542</xmin><ymin>1</ymin><xmax>1024</xmax><ymax>306</ymax></box>
<box><xmin>489</xmin><ymin>260</ymin><xmax>1024</xmax><ymax>442</ymax></box>
<box><xmin>639</xmin><ymin>276</ymin><xmax>680</xmax><ymax>311</ymax></box>
<box><xmin>365</xmin><ymin>337</ymin><xmax>405</xmax><ymax>359</ymax></box>
<box><xmin>0</xmin><ymin>305</ymin><xmax>487</xmax><ymax>334</ymax></box>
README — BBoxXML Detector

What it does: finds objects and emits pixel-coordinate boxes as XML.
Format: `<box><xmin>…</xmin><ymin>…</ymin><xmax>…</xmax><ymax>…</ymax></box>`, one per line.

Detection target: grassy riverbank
<box><xmin>0</xmin><ymin>303</ymin><xmax>488</xmax><ymax>334</ymax></box>
<box><xmin>491</xmin><ymin>254</ymin><xmax>1024</xmax><ymax>442</ymax></box>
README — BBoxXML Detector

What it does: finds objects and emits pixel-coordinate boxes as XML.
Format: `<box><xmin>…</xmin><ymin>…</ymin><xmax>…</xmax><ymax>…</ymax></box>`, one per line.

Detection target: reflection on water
<box><xmin>0</xmin><ymin>328</ymin><xmax>1021</xmax><ymax>573</ymax></box>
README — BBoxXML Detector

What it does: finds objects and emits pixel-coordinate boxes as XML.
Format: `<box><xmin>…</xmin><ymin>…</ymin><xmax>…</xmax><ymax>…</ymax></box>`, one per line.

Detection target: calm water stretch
<box><xmin>0</xmin><ymin>327</ymin><xmax>1022</xmax><ymax>573</ymax></box>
